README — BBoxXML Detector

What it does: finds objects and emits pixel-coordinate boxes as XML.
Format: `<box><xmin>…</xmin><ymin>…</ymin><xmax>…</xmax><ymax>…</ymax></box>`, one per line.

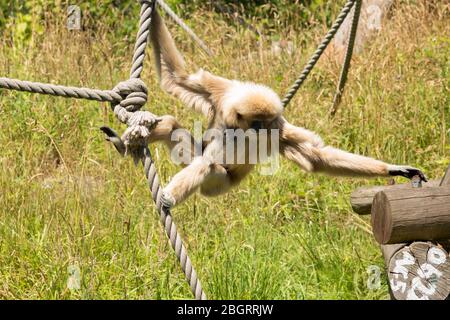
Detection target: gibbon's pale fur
<box><xmin>148</xmin><ymin>9</ymin><xmax>426</xmax><ymax>207</ymax></box>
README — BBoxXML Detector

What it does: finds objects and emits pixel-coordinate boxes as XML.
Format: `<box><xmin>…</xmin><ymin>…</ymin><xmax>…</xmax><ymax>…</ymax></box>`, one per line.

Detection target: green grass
<box><xmin>0</xmin><ymin>2</ymin><xmax>448</xmax><ymax>299</ymax></box>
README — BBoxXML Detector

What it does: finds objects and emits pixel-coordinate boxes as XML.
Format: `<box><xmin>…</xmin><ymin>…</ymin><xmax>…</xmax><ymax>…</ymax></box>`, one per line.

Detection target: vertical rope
<box><xmin>130</xmin><ymin>1</ymin><xmax>157</xmax><ymax>79</ymax></box>
<box><xmin>130</xmin><ymin>1</ymin><xmax>207</xmax><ymax>300</ymax></box>
<box><xmin>330</xmin><ymin>0</ymin><xmax>362</xmax><ymax>116</ymax></box>
<box><xmin>142</xmin><ymin>148</ymin><xmax>207</xmax><ymax>300</ymax></box>
<box><xmin>281</xmin><ymin>0</ymin><xmax>356</xmax><ymax>108</ymax></box>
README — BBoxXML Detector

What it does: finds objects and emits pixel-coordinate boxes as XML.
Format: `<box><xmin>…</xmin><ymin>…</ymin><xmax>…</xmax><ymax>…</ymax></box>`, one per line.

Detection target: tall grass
<box><xmin>0</xmin><ymin>1</ymin><xmax>448</xmax><ymax>299</ymax></box>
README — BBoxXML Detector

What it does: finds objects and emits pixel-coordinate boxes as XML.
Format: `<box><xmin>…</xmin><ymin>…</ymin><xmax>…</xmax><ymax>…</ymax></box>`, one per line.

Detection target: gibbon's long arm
<box><xmin>150</xmin><ymin>9</ymin><xmax>232</xmax><ymax>121</ymax></box>
<box><xmin>279</xmin><ymin>118</ymin><xmax>427</xmax><ymax>180</ymax></box>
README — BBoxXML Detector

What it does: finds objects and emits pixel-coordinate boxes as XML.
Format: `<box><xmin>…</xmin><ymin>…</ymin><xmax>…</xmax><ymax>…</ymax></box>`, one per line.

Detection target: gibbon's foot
<box><xmin>388</xmin><ymin>165</ymin><xmax>427</xmax><ymax>182</ymax></box>
<box><xmin>160</xmin><ymin>190</ymin><xmax>176</xmax><ymax>210</ymax></box>
<box><xmin>100</xmin><ymin>126</ymin><xmax>126</xmax><ymax>156</ymax></box>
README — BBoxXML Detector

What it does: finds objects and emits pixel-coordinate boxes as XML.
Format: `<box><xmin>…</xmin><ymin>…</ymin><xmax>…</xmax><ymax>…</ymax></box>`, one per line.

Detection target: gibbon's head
<box><xmin>221</xmin><ymin>81</ymin><xmax>283</xmax><ymax>130</ymax></box>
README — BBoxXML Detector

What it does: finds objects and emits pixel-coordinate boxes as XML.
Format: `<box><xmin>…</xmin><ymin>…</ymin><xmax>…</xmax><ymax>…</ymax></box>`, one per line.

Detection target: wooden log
<box><xmin>384</xmin><ymin>242</ymin><xmax>450</xmax><ymax>300</ymax></box>
<box><xmin>350</xmin><ymin>179</ymin><xmax>440</xmax><ymax>215</ymax></box>
<box><xmin>371</xmin><ymin>184</ymin><xmax>450</xmax><ymax>244</ymax></box>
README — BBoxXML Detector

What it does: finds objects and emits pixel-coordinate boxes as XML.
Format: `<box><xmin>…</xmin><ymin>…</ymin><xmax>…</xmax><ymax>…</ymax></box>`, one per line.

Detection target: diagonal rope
<box><xmin>130</xmin><ymin>1</ymin><xmax>155</xmax><ymax>79</ymax></box>
<box><xmin>142</xmin><ymin>147</ymin><xmax>206</xmax><ymax>300</ymax></box>
<box><xmin>156</xmin><ymin>0</ymin><xmax>213</xmax><ymax>56</ymax></box>
<box><xmin>330</xmin><ymin>0</ymin><xmax>362</xmax><ymax>116</ymax></box>
<box><xmin>282</xmin><ymin>0</ymin><xmax>356</xmax><ymax>108</ymax></box>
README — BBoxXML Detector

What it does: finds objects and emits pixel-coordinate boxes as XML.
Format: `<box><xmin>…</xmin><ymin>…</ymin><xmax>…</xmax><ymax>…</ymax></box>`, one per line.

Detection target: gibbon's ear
<box><xmin>150</xmin><ymin>9</ymin><xmax>231</xmax><ymax>119</ymax></box>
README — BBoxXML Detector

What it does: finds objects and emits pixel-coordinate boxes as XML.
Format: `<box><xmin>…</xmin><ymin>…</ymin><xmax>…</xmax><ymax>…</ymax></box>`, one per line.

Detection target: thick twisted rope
<box><xmin>282</xmin><ymin>0</ymin><xmax>356</xmax><ymax>108</ymax></box>
<box><xmin>106</xmin><ymin>88</ymin><xmax>207</xmax><ymax>300</ymax></box>
<box><xmin>0</xmin><ymin>77</ymin><xmax>122</xmax><ymax>102</ymax></box>
<box><xmin>130</xmin><ymin>1</ymin><xmax>155</xmax><ymax>79</ymax></box>
<box><xmin>103</xmin><ymin>80</ymin><xmax>207</xmax><ymax>300</ymax></box>
<box><xmin>115</xmin><ymin>0</ymin><xmax>207</xmax><ymax>300</ymax></box>
<box><xmin>142</xmin><ymin>147</ymin><xmax>206</xmax><ymax>300</ymax></box>
<box><xmin>156</xmin><ymin>0</ymin><xmax>213</xmax><ymax>56</ymax></box>
<box><xmin>330</xmin><ymin>0</ymin><xmax>362</xmax><ymax>116</ymax></box>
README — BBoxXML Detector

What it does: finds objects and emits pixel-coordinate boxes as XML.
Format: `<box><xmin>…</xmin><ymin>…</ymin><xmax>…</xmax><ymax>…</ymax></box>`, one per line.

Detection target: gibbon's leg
<box><xmin>161</xmin><ymin>136</ymin><xmax>232</xmax><ymax>207</ymax></box>
<box><xmin>161</xmin><ymin>157</ymin><xmax>230</xmax><ymax>207</ymax></box>
<box><xmin>199</xmin><ymin>164</ymin><xmax>231</xmax><ymax>197</ymax></box>
<box><xmin>101</xmin><ymin>116</ymin><xmax>197</xmax><ymax>166</ymax></box>
<box><xmin>280</xmin><ymin>119</ymin><xmax>426</xmax><ymax>180</ymax></box>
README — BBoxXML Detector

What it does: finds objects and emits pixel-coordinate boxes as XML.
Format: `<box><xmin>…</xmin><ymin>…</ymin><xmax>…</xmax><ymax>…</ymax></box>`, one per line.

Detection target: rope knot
<box><xmin>112</xmin><ymin>78</ymin><xmax>148</xmax><ymax>113</ymax></box>
<box><xmin>101</xmin><ymin>111</ymin><xmax>161</xmax><ymax>165</ymax></box>
<box><xmin>107</xmin><ymin>78</ymin><xmax>160</xmax><ymax>163</ymax></box>
<box><xmin>122</xmin><ymin>111</ymin><xmax>159</xmax><ymax>148</ymax></box>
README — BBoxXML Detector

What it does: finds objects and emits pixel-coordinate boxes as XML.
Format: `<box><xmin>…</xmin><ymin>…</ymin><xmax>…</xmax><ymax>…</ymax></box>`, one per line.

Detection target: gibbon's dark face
<box><xmin>221</xmin><ymin>81</ymin><xmax>283</xmax><ymax>131</ymax></box>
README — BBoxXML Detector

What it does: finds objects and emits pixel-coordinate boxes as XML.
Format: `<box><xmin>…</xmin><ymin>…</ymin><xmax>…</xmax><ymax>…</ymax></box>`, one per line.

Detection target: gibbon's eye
<box><xmin>251</xmin><ymin>120</ymin><xmax>263</xmax><ymax>130</ymax></box>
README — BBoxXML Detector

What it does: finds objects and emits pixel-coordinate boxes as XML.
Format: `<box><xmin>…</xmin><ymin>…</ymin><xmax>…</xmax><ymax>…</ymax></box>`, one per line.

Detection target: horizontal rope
<box><xmin>0</xmin><ymin>77</ymin><xmax>121</xmax><ymax>103</ymax></box>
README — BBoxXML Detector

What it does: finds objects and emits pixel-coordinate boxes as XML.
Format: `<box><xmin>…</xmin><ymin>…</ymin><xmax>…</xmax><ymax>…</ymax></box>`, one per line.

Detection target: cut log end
<box><xmin>371</xmin><ymin>184</ymin><xmax>450</xmax><ymax>244</ymax></box>
<box><xmin>386</xmin><ymin>242</ymin><xmax>450</xmax><ymax>300</ymax></box>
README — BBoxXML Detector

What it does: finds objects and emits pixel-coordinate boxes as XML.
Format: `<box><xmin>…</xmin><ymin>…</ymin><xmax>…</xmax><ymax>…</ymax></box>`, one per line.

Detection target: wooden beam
<box><xmin>372</xmin><ymin>166</ymin><xmax>450</xmax><ymax>299</ymax></box>
<box><xmin>371</xmin><ymin>185</ymin><xmax>450</xmax><ymax>244</ymax></box>
<box><xmin>350</xmin><ymin>179</ymin><xmax>440</xmax><ymax>215</ymax></box>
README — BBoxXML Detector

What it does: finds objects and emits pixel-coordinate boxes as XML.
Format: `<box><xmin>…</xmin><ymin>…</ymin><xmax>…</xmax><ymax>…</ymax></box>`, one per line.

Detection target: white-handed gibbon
<box><xmin>116</xmin><ymin>9</ymin><xmax>426</xmax><ymax>208</ymax></box>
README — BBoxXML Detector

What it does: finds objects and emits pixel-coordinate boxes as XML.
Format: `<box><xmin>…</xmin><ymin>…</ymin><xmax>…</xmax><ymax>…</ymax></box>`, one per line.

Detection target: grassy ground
<box><xmin>0</xmin><ymin>2</ymin><xmax>448</xmax><ymax>299</ymax></box>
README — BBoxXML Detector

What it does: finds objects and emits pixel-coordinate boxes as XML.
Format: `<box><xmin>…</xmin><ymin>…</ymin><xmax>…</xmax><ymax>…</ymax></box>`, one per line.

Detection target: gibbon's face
<box><xmin>220</xmin><ymin>82</ymin><xmax>283</xmax><ymax>131</ymax></box>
